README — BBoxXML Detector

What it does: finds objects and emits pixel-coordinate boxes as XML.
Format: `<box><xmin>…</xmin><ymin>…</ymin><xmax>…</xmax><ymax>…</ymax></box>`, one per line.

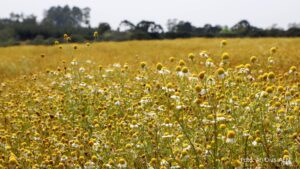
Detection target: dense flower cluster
<box><xmin>0</xmin><ymin>41</ymin><xmax>299</xmax><ymax>168</ymax></box>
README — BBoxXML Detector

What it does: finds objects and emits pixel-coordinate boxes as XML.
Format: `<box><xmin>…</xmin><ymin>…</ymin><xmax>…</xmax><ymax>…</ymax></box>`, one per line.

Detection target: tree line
<box><xmin>1</xmin><ymin>5</ymin><xmax>300</xmax><ymax>46</ymax></box>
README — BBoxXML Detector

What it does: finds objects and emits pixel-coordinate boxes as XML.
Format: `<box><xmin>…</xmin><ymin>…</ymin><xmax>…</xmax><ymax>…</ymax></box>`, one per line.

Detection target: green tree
<box><xmin>42</xmin><ymin>5</ymin><xmax>90</xmax><ymax>28</ymax></box>
<box><xmin>118</xmin><ymin>20</ymin><xmax>135</xmax><ymax>32</ymax></box>
<box><xmin>98</xmin><ymin>23</ymin><xmax>111</xmax><ymax>34</ymax></box>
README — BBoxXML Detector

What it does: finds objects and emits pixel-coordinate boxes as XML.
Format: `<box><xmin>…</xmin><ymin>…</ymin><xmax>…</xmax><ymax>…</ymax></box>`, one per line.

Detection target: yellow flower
<box><xmin>198</xmin><ymin>71</ymin><xmax>205</xmax><ymax>79</ymax></box>
<box><xmin>227</xmin><ymin>130</ymin><xmax>235</xmax><ymax>138</ymax></box>
<box><xmin>140</xmin><ymin>62</ymin><xmax>147</xmax><ymax>69</ymax></box>
<box><xmin>217</xmin><ymin>67</ymin><xmax>225</xmax><ymax>75</ymax></box>
<box><xmin>92</xmin><ymin>155</ymin><xmax>98</xmax><ymax>162</ymax></box>
<box><xmin>181</xmin><ymin>149</ymin><xmax>188</xmax><ymax>156</ymax></box>
<box><xmin>250</xmin><ymin>56</ymin><xmax>257</xmax><ymax>63</ymax></box>
<box><xmin>221</xmin><ymin>52</ymin><xmax>229</xmax><ymax>60</ymax></box>
<box><xmin>156</xmin><ymin>63</ymin><xmax>163</xmax><ymax>70</ymax></box>
<box><xmin>179</xmin><ymin>59</ymin><xmax>186</xmax><ymax>66</ymax></box>
<box><xmin>188</xmin><ymin>53</ymin><xmax>195</xmax><ymax>60</ymax></box>
<box><xmin>182</xmin><ymin>67</ymin><xmax>188</xmax><ymax>73</ymax></box>
<box><xmin>270</xmin><ymin>47</ymin><xmax>277</xmax><ymax>54</ymax></box>
<box><xmin>231</xmin><ymin>159</ymin><xmax>241</xmax><ymax>167</ymax></box>
<box><xmin>219</xmin><ymin>124</ymin><xmax>226</xmax><ymax>129</ymax></box>
<box><xmin>57</xmin><ymin>162</ymin><xmax>64</xmax><ymax>169</ymax></box>
<box><xmin>169</xmin><ymin>57</ymin><xmax>175</xmax><ymax>62</ymax></box>
<box><xmin>268</xmin><ymin>72</ymin><xmax>275</xmax><ymax>80</ymax></box>
<box><xmin>221</xmin><ymin>40</ymin><xmax>227</xmax><ymax>47</ymax></box>
<box><xmin>266</xmin><ymin>86</ymin><xmax>274</xmax><ymax>93</ymax></box>
<box><xmin>8</xmin><ymin>152</ymin><xmax>18</xmax><ymax>165</ymax></box>
<box><xmin>175</xmin><ymin>66</ymin><xmax>181</xmax><ymax>72</ymax></box>
<box><xmin>289</xmin><ymin>66</ymin><xmax>297</xmax><ymax>73</ymax></box>
<box><xmin>195</xmin><ymin>85</ymin><xmax>201</xmax><ymax>92</ymax></box>
<box><xmin>79</xmin><ymin>156</ymin><xmax>85</xmax><ymax>162</ymax></box>
<box><xmin>150</xmin><ymin>158</ymin><xmax>157</xmax><ymax>165</ymax></box>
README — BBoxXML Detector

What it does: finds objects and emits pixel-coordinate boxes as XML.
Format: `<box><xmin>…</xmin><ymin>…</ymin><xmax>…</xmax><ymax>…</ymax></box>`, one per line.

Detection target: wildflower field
<box><xmin>0</xmin><ymin>38</ymin><xmax>299</xmax><ymax>168</ymax></box>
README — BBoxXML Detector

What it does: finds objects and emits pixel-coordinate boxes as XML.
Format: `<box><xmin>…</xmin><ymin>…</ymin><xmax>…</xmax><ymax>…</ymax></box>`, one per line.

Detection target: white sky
<box><xmin>0</xmin><ymin>0</ymin><xmax>299</xmax><ymax>29</ymax></box>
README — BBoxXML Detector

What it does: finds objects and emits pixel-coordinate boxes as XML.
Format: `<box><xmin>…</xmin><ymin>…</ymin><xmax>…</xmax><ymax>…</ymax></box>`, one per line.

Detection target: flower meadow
<box><xmin>0</xmin><ymin>38</ymin><xmax>299</xmax><ymax>168</ymax></box>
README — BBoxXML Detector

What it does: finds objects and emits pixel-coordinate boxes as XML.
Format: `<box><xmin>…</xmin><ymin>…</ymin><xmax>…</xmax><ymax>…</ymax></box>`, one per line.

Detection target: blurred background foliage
<box><xmin>1</xmin><ymin>5</ymin><xmax>300</xmax><ymax>46</ymax></box>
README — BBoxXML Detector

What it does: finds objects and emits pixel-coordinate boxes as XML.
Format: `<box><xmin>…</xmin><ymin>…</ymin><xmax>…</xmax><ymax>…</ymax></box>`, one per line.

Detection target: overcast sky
<box><xmin>0</xmin><ymin>0</ymin><xmax>299</xmax><ymax>29</ymax></box>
